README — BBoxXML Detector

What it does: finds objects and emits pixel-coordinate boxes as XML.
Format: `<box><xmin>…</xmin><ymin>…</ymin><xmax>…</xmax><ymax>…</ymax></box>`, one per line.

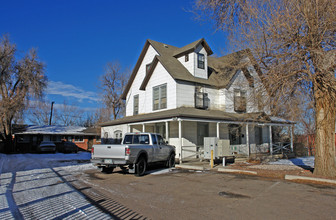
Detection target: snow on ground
<box><xmin>268</xmin><ymin>156</ymin><xmax>315</xmax><ymax>168</ymax></box>
<box><xmin>0</xmin><ymin>152</ymin><xmax>110</xmax><ymax>219</ymax></box>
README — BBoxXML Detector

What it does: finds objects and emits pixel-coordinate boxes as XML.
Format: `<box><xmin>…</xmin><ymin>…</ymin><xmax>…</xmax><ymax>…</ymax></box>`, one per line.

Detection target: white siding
<box><xmin>225</xmin><ymin>70</ymin><xmax>259</xmax><ymax>113</ymax></box>
<box><xmin>177</xmin><ymin>52</ymin><xmax>194</xmax><ymax>75</ymax></box>
<box><xmin>144</xmin><ymin>62</ymin><xmax>177</xmax><ymax>113</ymax></box>
<box><xmin>125</xmin><ymin>45</ymin><xmax>159</xmax><ymax>116</ymax></box>
<box><xmin>176</xmin><ymin>81</ymin><xmax>195</xmax><ymax>108</ymax></box>
<box><xmin>101</xmin><ymin>124</ymin><xmax>128</xmax><ymax>143</ymax></box>
<box><xmin>193</xmin><ymin>45</ymin><xmax>208</xmax><ymax>79</ymax></box>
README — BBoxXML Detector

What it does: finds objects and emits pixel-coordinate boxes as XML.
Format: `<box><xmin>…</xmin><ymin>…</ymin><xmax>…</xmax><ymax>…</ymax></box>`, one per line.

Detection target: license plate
<box><xmin>104</xmin><ymin>159</ymin><xmax>112</xmax><ymax>164</ymax></box>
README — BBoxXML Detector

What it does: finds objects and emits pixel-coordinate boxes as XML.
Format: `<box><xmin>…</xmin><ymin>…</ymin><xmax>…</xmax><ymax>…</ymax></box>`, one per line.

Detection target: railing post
<box><xmin>179</xmin><ymin>119</ymin><xmax>182</xmax><ymax>164</ymax></box>
<box><xmin>269</xmin><ymin>125</ymin><xmax>273</xmax><ymax>155</ymax></box>
<box><xmin>290</xmin><ymin>125</ymin><xmax>294</xmax><ymax>152</ymax></box>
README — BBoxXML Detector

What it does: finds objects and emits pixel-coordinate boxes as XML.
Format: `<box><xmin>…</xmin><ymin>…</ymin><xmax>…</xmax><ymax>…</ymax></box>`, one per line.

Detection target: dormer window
<box><xmin>185</xmin><ymin>54</ymin><xmax>189</xmax><ymax>62</ymax></box>
<box><xmin>197</xmin><ymin>53</ymin><xmax>205</xmax><ymax>69</ymax></box>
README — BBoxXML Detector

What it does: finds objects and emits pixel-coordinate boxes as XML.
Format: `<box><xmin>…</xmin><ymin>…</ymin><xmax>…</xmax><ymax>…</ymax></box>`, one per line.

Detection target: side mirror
<box><xmin>165</xmin><ymin>141</ymin><xmax>169</xmax><ymax>145</ymax></box>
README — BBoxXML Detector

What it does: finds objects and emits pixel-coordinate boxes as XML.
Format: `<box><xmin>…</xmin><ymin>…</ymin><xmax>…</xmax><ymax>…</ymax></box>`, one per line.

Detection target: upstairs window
<box><xmin>146</xmin><ymin>63</ymin><xmax>152</xmax><ymax>74</ymax></box>
<box><xmin>153</xmin><ymin>84</ymin><xmax>167</xmax><ymax>111</ymax></box>
<box><xmin>234</xmin><ymin>89</ymin><xmax>247</xmax><ymax>113</ymax></box>
<box><xmin>197</xmin><ymin>53</ymin><xmax>205</xmax><ymax>69</ymax></box>
<box><xmin>185</xmin><ymin>54</ymin><xmax>189</xmax><ymax>62</ymax></box>
<box><xmin>133</xmin><ymin>94</ymin><xmax>139</xmax><ymax>115</ymax></box>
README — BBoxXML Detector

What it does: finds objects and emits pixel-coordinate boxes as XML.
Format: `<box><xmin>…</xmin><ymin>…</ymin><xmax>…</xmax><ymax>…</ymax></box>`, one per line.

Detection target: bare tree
<box><xmin>0</xmin><ymin>35</ymin><xmax>47</xmax><ymax>150</ymax></box>
<box><xmin>99</xmin><ymin>62</ymin><xmax>128</xmax><ymax>120</ymax></box>
<box><xmin>196</xmin><ymin>0</ymin><xmax>336</xmax><ymax>177</ymax></box>
<box><xmin>26</xmin><ymin>101</ymin><xmax>57</xmax><ymax>125</ymax></box>
<box><xmin>55</xmin><ymin>101</ymin><xmax>84</xmax><ymax>126</ymax></box>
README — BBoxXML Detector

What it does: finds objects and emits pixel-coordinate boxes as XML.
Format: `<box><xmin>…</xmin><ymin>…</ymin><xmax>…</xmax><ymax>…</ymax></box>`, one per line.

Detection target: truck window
<box><xmin>133</xmin><ymin>135</ymin><xmax>140</xmax><ymax>144</ymax></box>
<box><xmin>123</xmin><ymin>135</ymin><xmax>133</xmax><ymax>144</ymax></box>
<box><xmin>157</xmin><ymin>135</ymin><xmax>165</xmax><ymax>145</ymax></box>
<box><xmin>151</xmin><ymin>134</ymin><xmax>157</xmax><ymax>145</ymax></box>
<box><xmin>139</xmin><ymin>135</ymin><xmax>149</xmax><ymax>144</ymax></box>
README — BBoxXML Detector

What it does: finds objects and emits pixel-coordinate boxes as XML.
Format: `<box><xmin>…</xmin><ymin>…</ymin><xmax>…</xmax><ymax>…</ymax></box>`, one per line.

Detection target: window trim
<box><xmin>153</xmin><ymin>84</ymin><xmax>167</xmax><ymax>111</ymax></box>
<box><xmin>197</xmin><ymin>53</ymin><xmax>205</xmax><ymax>69</ymax></box>
<box><xmin>185</xmin><ymin>54</ymin><xmax>189</xmax><ymax>62</ymax></box>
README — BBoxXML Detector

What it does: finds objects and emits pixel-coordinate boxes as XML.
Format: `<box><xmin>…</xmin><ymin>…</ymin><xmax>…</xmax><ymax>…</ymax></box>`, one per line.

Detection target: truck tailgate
<box><xmin>92</xmin><ymin>144</ymin><xmax>126</xmax><ymax>159</ymax></box>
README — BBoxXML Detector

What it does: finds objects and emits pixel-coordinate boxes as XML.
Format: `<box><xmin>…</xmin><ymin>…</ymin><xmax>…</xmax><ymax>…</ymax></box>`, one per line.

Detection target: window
<box><xmin>153</xmin><ymin>84</ymin><xmax>167</xmax><ymax>110</ymax></box>
<box><xmin>114</xmin><ymin>130</ymin><xmax>122</xmax><ymax>144</ymax></box>
<box><xmin>151</xmin><ymin>134</ymin><xmax>157</xmax><ymax>145</ymax></box>
<box><xmin>133</xmin><ymin>94</ymin><xmax>139</xmax><ymax>115</ymax></box>
<box><xmin>74</xmin><ymin>136</ymin><xmax>84</xmax><ymax>142</ymax></box>
<box><xmin>234</xmin><ymin>89</ymin><xmax>247</xmax><ymax>113</ymax></box>
<box><xmin>197</xmin><ymin>53</ymin><xmax>205</xmax><ymax>69</ymax></box>
<box><xmin>157</xmin><ymin>135</ymin><xmax>165</xmax><ymax>145</ymax></box>
<box><xmin>123</xmin><ymin>135</ymin><xmax>133</xmax><ymax>144</ymax></box>
<box><xmin>146</xmin><ymin>63</ymin><xmax>152</xmax><ymax>74</ymax></box>
<box><xmin>123</xmin><ymin>134</ymin><xmax>149</xmax><ymax>144</ymax></box>
<box><xmin>229</xmin><ymin>124</ymin><xmax>242</xmax><ymax>145</ymax></box>
<box><xmin>185</xmin><ymin>54</ymin><xmax>189</xmax><ymax>62</ymax></box>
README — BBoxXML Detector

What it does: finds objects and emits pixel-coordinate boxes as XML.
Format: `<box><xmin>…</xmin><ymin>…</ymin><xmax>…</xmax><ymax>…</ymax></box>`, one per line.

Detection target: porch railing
<box><xmin>272</xmin><ymin>142</ymin><xmax>291</xmax><ymax>154</ymax></box>
<box><xmin>181</xmin><ymin>145</ymin><xmax>204</xmax><ymax>162</ymax></box>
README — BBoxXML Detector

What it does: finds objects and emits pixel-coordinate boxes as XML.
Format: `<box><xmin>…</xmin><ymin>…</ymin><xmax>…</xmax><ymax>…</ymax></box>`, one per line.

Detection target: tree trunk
<box><xmin>313</xmin><ymin>89</ymin><xmax>336</xmax><ymax>177</ymax></box>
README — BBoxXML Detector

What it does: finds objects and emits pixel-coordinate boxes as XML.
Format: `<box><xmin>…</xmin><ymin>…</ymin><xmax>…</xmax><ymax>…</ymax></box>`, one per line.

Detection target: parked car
<box><xmin>37</xmin><ymin>141</ymin><xmax>56</xmax><ymax>153</ymax></box>
<box><xmin>58</xmin><ymin>141</ymin><xmax>78</xmax><ymax>153</ymax></box>
<box><xmin>91</xmin><ymin>132</ymin><xmax>175</xmax><ymax>176</ymax></box>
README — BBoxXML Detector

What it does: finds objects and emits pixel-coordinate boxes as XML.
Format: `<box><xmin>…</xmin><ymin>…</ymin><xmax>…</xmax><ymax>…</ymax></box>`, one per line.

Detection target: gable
<box><xmin>122</xmin><ymin>42</ymin><xmax>159</xmax><ymax>100</ymax></box>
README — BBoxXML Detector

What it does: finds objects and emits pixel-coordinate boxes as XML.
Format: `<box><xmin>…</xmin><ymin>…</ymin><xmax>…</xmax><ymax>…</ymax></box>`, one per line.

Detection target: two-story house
<box><xmin>100</xmin><ymin>38</ymin><xmax>294</xmax><ymax>161</ymax></box>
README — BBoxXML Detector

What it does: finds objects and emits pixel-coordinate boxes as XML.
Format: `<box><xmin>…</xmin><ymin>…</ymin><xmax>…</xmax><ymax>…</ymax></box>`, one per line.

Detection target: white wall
<box><xmin>177</xmin><ymin>52</ymin><xmax>194</xmax><ymax>75</ymax></box>
<box><xmin>144</xmin><ymin>62</ymin><xmax>177</xmax><ymax>113</ymax></box>
<box><xmin>101</xmin><ymin>124</ymin><xmax>128</xmax><ymax>143</ymax></box>
<box><xmin>193</xmin><ymin>45</ymin><xmax>208</xmax><ymax>79</ymax></box>
<box><xmin>125</xmin><ymin>45</ymin><xmax>159</xmax><ymax>116</ymax></box>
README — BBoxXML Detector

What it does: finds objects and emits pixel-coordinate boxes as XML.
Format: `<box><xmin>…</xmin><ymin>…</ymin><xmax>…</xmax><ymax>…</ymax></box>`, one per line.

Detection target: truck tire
<box><xmin>135</xmin><ymin>157</ymin><xmax>147</xmax><ymax>177</ymax></box>
<box><xmin>166</xmin><ymin>153</ymin><xmax>176</xmax><ymax>168</ymax></box>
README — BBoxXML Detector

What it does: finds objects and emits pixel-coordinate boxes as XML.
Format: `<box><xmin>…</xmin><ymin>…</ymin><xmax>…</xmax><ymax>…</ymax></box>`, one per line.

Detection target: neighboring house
<box><xmin>14</xmin><ymin>125</ymin><xmax>101</xmax><ymax>152</ymax></box>
<box><xmin>100</xmin><ymin>38</ymin><xmax>294</xmax><ymax>161</ymax></box>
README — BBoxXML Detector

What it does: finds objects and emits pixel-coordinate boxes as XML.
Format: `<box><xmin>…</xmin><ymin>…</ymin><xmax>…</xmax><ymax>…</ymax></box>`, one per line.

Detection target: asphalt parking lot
<box><xmin>73</xmin><ymin>166</ymin><xmax>336</xmax><ymax>220</ymax></box>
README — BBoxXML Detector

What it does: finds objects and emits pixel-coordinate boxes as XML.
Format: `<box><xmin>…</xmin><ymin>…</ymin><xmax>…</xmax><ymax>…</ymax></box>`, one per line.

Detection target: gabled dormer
<box><xmin>173</xmin><ymin>38</ymin><xmax>213</xmax><ymax>80</ymax></box>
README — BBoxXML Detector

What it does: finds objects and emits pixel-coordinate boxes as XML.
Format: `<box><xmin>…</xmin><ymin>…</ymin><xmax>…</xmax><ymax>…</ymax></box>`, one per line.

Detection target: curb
<box><xmin>218</xmin><ymin>168</ymin><xmax>257</xmax><ymax>175</ymax></box>
<box><xmin>175</xmin><ymin>164</ymin><xmax>205</xmax><ymax>171</ymax></box>
<box><xmin>285</xmin><ymin>175</ymin><xmax>336</xmax><ymax>185</ymax></box>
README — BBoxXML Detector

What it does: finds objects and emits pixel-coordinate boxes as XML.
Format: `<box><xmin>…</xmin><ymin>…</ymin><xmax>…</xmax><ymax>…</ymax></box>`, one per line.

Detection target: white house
<box><xmin>100</xmin><ymin>38</ymin><xmax>294</xmax><ymax>161</ymax></box>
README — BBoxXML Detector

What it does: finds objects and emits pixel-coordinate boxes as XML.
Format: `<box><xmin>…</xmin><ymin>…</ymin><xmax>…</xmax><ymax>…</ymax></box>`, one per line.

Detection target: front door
<box><xmin>197</xmin><ymin>123</ymin><xmax>209</xmax><ymax>146</ymax></box>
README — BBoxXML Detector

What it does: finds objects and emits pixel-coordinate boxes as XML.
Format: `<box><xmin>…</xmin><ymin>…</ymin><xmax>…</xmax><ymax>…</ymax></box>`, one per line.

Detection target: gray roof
<box><xmin>122</xmin><ymin>39</ymin><xmax>255</xmax><ymax>99</ymax></box>
<box><xmin>100</xmin><ymin>107</ymin><xmax>293</xmax><ymax>127</ymax></box>
<box><xmin>15</xmin><ymin>125</ymin><xmax>98</xmax><ymax>136</ymax></box>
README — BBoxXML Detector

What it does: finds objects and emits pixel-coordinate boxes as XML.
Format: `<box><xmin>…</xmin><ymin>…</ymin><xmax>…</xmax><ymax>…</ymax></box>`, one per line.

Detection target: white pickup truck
<box><xmin>91</xmin><ymin>133</ymin><xmax>176</xmax><ymax>176</ymax></box>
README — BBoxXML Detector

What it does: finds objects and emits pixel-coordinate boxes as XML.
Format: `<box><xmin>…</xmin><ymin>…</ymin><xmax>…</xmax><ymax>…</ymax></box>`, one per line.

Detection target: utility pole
<box><xmin>49</xmin><ymin>101</ymin><xmax>55</xmax><ymax>125</ymax></box>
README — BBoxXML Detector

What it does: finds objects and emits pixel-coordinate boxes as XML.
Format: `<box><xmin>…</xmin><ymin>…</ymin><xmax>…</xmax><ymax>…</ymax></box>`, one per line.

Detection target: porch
<box><xmin>126</xmin><ymin>118</ymin><xmax>294</xmax><ymax>163</ymax></box>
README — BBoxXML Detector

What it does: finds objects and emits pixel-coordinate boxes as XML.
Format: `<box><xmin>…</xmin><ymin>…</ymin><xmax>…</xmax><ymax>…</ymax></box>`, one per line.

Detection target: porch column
<box><xmin>269</xmin><ymin>125</ymin><xmax>273</xmax><ymax>155</ymax></box>
<box><xmin>246</xmin><ymin>124</ymin><xmax>250</xmax><ymax>157</ymax></box>
<box><xmin>178</xmin><ymin>119</ymin><xmax>182</xmax><ymax>163</ymax></box>
<box><xmin>165</xmin><ymin>121</ymin><xmax>169</xmax><ymax>141</ymax></box>
<box><xmin>216</xmin><ymin>122</ymin><xmax>220</xmax><ymax>139</ymax></box>
<box><xmin>142</xmin><ymin>123</ymin><xmax>145</xmax><ymax>132</ymax></box>
<box><xmin>290</xmin><ymin>125</ymin><xmax>294</xmax><ymax>152</ymax></box>
<box><xmin>127</xmin><ymin>124</ymin><xmax>131</xmax><ymax>132</ymax></box>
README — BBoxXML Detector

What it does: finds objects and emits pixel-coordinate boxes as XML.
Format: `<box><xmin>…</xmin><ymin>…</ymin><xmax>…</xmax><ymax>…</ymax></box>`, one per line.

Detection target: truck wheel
<box><xmin>101</xmin><ymin>167</ymin><xmax>114</xmax><ymax>174</ymax></box>
<box><xmin>135</xmin><ymin>157</ymin><xmax>147</xmax><ymax>177</ymax></box>
<box><xmin>166</xmin><ymin>153</ymin><xmax>175</xmax><ymax>168</ymax></box>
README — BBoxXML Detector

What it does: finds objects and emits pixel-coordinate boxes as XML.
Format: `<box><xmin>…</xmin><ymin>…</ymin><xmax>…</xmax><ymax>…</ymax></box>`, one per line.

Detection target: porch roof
<box><xmin>100</xmin><ymin>107</ymin><xmax>294</xmax><ymax>127</ymax></box>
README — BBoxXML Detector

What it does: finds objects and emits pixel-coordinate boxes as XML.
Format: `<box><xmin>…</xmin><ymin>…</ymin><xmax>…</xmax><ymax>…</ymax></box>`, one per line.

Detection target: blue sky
<box><xmin>0</xmin><ymin>0</ymin><xmax>228</xmax><ymax>113</ymax></box>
